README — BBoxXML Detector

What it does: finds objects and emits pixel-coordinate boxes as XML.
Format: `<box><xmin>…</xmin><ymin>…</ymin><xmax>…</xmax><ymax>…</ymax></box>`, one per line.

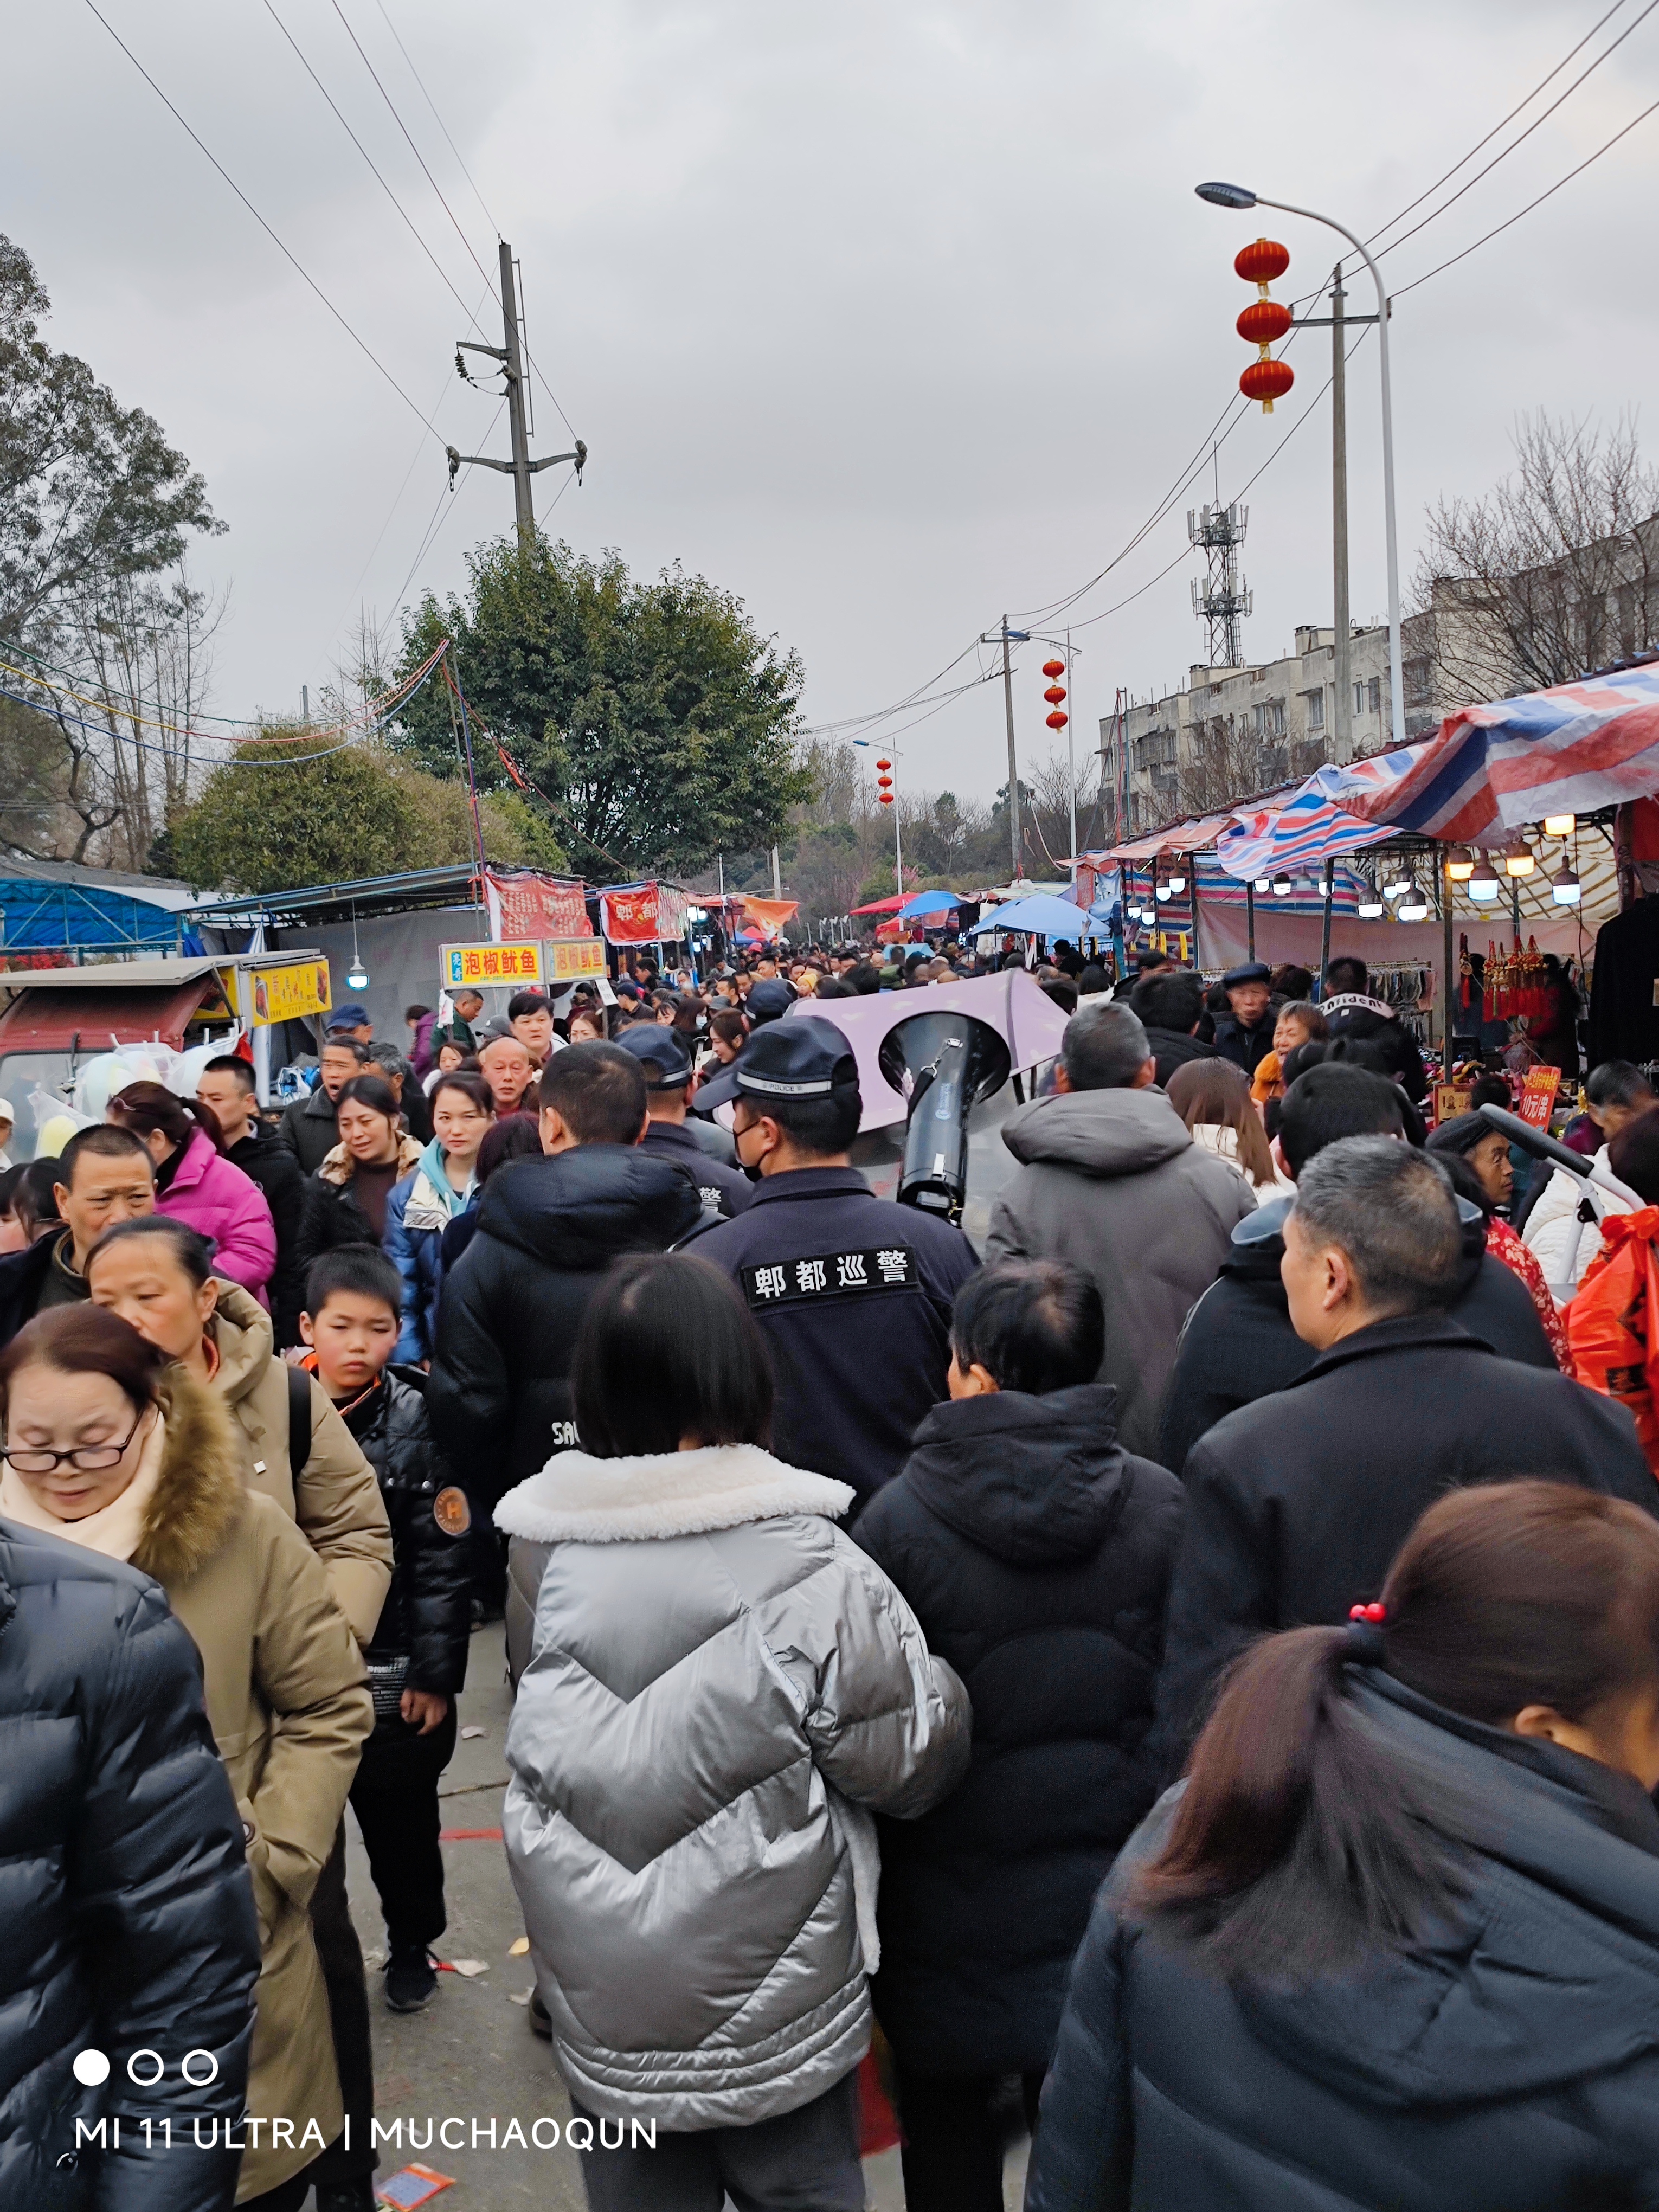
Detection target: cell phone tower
<box><xmin>1188</xmin><ymin>502</ymin><xmax>1251</xmax><ymax>667</ymax></box>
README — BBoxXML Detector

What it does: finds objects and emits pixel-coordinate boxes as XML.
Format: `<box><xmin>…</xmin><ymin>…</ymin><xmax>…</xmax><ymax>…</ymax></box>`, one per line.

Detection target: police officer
<box><xmin>614</xmin><ymin>1025</ymin><xmax>753</xmax><ymax>1219</ymax></box>
<box><xmin>685</xmin><ymin>1017</ymin><xmax>979</xmax><ymax>1505</ymax></box>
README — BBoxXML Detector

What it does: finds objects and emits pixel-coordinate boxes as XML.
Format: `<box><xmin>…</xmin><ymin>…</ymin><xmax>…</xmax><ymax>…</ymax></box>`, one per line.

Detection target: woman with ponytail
<box><xmin>1027</xmin><ymin>1480</ymin><xmax>1659</xmax><ymax>2210</ymax></box>
<box><xmin>108</xmin><ymin>1079</ymin><xmax>276</xmax><ymax>1300</ymax></box>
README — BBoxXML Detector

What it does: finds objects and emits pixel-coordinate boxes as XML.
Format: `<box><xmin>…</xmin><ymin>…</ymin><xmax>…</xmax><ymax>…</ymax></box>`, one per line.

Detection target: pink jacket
<box><xmin>156</xmin><ymin>1128</ymin><xmax>278</xmax><ymax>1298</ymax></box>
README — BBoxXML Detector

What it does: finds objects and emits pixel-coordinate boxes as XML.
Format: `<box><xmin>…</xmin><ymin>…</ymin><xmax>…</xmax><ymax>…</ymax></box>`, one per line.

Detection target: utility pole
<box><xmin>982</xmin><ymin>617</ymin><xmax>1030</xmax><ymax>882</ymax></box>
<box><xmin>1065</xmin><ymin>628</ymin><xmax>1078</xmax><ymax>891</ymax></box>
<box><xmin>770</xmin><ymin>846</ymin><xmax>782</xmax><ymax>899</ymax></box>
<box><xmin>450</xmin><ymin>242</ymin><xmax>587</xmax><ymax>536</ymax></box>
<box><xmin>1291</xmin><ymin>263</ymin><xmax>1377</xmax><ymax>763</ymax></box>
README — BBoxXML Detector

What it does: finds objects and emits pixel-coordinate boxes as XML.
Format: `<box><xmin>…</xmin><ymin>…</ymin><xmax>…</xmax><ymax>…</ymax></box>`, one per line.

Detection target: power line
<box><xmin>1369</xmin><ymin>0</ymin><xmax>1659</xmax><ymax>266</ymax></box>
<box><xmin>371</xmin><ymin>0</ymin><xmax>502</xmax><ymax>240</ymax></box>
<box><xmin>259</xmin><ymin>0</ymin><xmax>490</xmax><ymax>339</ymax></box>
<box><xmin>1393</xmin><ymin>88</ymin><xmax>1659</xmax><ymax>296</ymax></box>
<box><xmin>81</xmin><ymin>0</ymin><xmax>445</xmax><ymax>443</ymax></box>
<box><xmin>1361</xmin><ymin>0</ymin><xmax>1636</xmax><ymax>256</ymax></box>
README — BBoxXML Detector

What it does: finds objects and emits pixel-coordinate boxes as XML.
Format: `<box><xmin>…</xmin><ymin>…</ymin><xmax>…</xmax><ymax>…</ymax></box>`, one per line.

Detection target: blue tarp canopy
<box><xmin>0</xmin><ymin>876</ymin><xmax>183</xmax><ymax>953</ymax></box>
<box><xmin>896</xmin><ymin>890</ymin><xmax>962</xmax><ymax>919</ymax></box>
<box><xmin>971</xmin><ymin>892</ymin><xmax>1099</xmax><ymax>938</ymax></box>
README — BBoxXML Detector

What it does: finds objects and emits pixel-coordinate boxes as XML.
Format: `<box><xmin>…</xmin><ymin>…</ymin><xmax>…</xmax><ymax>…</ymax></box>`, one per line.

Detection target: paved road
<box><xmin>312</xmin><ymin>1090</ymin><xmax>1034</xmax><ymax>2210</ymax></box>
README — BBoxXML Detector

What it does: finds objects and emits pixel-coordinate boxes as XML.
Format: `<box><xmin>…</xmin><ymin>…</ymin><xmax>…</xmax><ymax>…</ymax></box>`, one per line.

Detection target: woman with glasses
<box><xmin>0</xmin><ymin>1301</ymin><xmax>372</xmax><ymax>2211</ymax></box>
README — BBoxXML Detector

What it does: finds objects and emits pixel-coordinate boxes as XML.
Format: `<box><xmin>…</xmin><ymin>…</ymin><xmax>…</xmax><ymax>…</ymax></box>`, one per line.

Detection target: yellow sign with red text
<box><xmin>545</xmin><ymin>938</ymin><xmax>607</xmax><ymax>982</ymax></box>
<box><xmin>243</xmin><ymin>959</ymin><xmax>332</xmax><ymax>1028</ymax></box>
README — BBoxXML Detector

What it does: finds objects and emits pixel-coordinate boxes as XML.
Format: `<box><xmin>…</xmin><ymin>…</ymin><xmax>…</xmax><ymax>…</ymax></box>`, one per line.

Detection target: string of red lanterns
<box><xmin>1234</xmin><ymin>237</ymin><xmax>1294</xmax><ymax>414</ymax></box>
<box><xmin>876</xmin><ymin>757</ymin><xmax>894</xmax><ymax>807</ymax></box>
<box><xmin>1041</xmin><ymin>656</ymin><xmax>1068</xmax><ymax>734</ymax></box>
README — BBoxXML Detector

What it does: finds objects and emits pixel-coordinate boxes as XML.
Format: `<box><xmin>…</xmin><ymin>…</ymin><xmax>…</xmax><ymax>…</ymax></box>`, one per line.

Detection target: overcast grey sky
<box><xmin>8</xmin><ymin>0</ymin><xmax>1659</xmax><ymax>813</ymax></box>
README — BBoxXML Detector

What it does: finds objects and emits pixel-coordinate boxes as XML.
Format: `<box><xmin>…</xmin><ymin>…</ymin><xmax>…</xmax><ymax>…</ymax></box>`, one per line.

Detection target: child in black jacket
<box><xmin>301</xmin><ymin>1246</ymin><xmax>473</xmax><ymax>2015</ymax></box>
<box><xmin>853</xmin><ymin>1258</ymin><xmax>1183</xmax><ymax>2212</ymax></box>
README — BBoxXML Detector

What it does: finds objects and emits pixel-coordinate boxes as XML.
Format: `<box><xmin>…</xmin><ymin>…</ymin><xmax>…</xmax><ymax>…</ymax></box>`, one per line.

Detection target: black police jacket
<box><xmin>641</xmin><ymin>1116</ymin><xmax>752</xmax><ymax>1218</ymax></box>
<box><xmin>428</xmin><ymin>1144</ymin><xmax>703</xmax><ymax>1501</ymax></box>
<box><xmin>338</xmin><ymin>1365</ymin><xmax>472</xmax><ymax>1698</ymax></box>
<box><xmin>682</xmin><ymin>1165</ymin><xmax>980</xmax><ymax>1502</ymax></box>
<box><xmin>1030</xmin><ymin>1671</ymin><xmax>1659</xmax><ymax>2212</ymax></box>
<box><xmin>0</xmin><ymin>1526</ymin><xmax>260</xmax><ymax>2211</ymax></box>
<box><xmin>1155</xmin><ymin>1194</ymin><xmax>1557</xmax><ymax>1475</ymax></box>
<box><xmin>854</xmin><ymin>1384</ymin><xmax>1181</xmax><ymax>2076</ymax></box>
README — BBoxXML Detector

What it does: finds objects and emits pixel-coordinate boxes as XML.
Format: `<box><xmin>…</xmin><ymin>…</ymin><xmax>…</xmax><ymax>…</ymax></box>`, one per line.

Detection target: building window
<box><xmin>1403</xmin><ymin>655</ymin><xmax>1433</xmax><ymax>709</ymax></box>
<box><xmin>1367</xmin><ymin>677</ymin><xmax>1381</xmax><ymax>715</ymax></box>
<box><xmin>1304</xmin><ymin>688</ymin><xmax>1326</xmax><ymax>730</ymax></box>
<box><xmin>1354</xmin><ymin>682</ymin><xmax>1366</xmax><ymax>717</ymax></box>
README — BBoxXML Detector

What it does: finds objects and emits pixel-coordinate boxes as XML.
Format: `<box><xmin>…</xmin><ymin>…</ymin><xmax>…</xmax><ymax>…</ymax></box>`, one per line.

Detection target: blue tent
<box><xmin>897</xmin><ymin>890</ymin><xmax>962</xmax><ymax>920</ymax></box>
<box><xmin>971</xmin><ymin>892</ymin><xmax>1097</xmax><ymax>938</ymax></box>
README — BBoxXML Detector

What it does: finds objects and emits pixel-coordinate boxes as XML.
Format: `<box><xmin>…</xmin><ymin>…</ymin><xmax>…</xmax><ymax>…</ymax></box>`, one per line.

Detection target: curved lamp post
<box><xmin>1196</xmin><ymin>181</ymin><xmax>1404</xmax><ymax>754</ymax></box>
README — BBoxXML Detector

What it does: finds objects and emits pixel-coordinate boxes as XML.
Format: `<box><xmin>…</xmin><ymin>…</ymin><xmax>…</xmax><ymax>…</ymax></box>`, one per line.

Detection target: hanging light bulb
<box><xmin>1356</xmin><ymin>879</ymin><xmax>1385</xmax><ymax>919</ymax></box>
<box><xmin>1552</xmin><ymin>861</ymin><xmax>1582</xmax><ymax>906</ymax></box>
<box><xmin>1155</xmin><ymin>882</ymin><xmax>1173</xmax><ymax>902</ymax></box>
<box><xmin>1253</xmin><ymin>877</ymin><xmax>1272</xmax><ymax>895</ymax></box>
<box><xmin>1503</xmin><ymin>834</ymin><xmax>1535</xmax><ymax>877</ymax></box>
<box><xmin>1382</xmin><ymin>861</ymin><xmax>1412</xmax><ymax>899</ymax></box>
<box><xmin>1397</xmin><ymin>878</ymin><xmax>1430</xmax><ymax>921</ymax></box>
<box><xmin>345</xmin><ymin>900</ymin><xmax>369</xmax><ymax>992</ymax></box>
<box><xmin>1468</xmin><ymin>851</ymin><xmax>1500</xmax><ymax>901</ymax></box>
<box><xmin>1446</xmin><ymin>845</ymin><xmax>1475</xmax><ymax>880</ymax></box>
<box><xmin>1167</xmin><ymin>868</ymin><xmax>1187</xmax><ymax>894</ymax></box>
<box><xmin>1543</xmin><ymin>812</ymin><xmax>1576</xmax><ymax>837</ymax></box>
<box><xmin>1271</xmin><ymin>869</ymin><xmax>1294</xmax><ymax>896</ymax></box>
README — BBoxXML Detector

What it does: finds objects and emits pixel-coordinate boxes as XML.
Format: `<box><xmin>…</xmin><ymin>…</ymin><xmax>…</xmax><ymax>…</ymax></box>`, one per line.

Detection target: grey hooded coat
<box><xmin>986</xmin><ymin>1086</ymin><xmax>1257</xmax><ymax>1458</ymax></box>
<box><xmin>496</xmin><ymin>1443</ymin><xmax>972</xmax><ymax>2131</ymax></box>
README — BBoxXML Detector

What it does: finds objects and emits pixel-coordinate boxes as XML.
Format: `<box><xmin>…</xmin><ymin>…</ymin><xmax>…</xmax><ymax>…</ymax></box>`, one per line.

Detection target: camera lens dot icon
<box><xmin>73</xmin><ymin>2050</ymin><xmax>111</xmax><ymax>2086</ymax></box>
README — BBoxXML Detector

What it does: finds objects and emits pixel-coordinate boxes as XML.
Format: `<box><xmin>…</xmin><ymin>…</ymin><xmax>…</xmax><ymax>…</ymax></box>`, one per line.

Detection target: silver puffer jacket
<box><xmin>496</xmin><ymin>1443</ymin><xmax>971</xmax><ymax>2130</ymax></box>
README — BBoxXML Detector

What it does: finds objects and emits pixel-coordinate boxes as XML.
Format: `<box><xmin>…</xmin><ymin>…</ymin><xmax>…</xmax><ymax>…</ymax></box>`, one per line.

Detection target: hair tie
<box><xmin>1346</xmin><ymin>1601</ymin><xmax>1387</xmax><ymax>1664</ymax></box>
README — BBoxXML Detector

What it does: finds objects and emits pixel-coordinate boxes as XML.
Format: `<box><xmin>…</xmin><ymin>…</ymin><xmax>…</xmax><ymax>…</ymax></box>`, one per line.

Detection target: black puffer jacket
<box><xmin>1157</xmin><ymin>1193</ymin><xmax>1557</xmax><ymax>1474</ymax></box>
<box><xmin>0</xmin><ymin>1524</ymin><xmax>260</xmax><ymax>2212</ymax></box>
<box><xmin>338</xmin><ymin>1366</ymin><xmax>472</xmax><ymax>1704</ymax></box>
<box><xmin>427</xmin><ymin>1145</ymin><xmax>702</xmax><ymax>1502</ymax></box>
<box><xmin>853</xmin><ymin>1385</ymin><xmax>1182</xmax><ymax>2076</ymax></box>
<box><xmin>1028</xmin><ymin>1669</ymin><xmax>1659</xmax><ymax>2211</ymax></box>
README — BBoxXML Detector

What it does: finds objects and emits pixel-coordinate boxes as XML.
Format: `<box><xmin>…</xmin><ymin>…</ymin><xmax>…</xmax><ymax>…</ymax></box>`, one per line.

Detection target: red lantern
<box><xmin>1236</xmin><ymin>299</ymin><xmax>1291</xmax><ymax>344</ymax></box>
<box><xmin>1043</xmin><ymin>684</ymin><xmax>1066</xmax><ymax>705</ymax></box>
<box><xmin>1046</xmin><ymin>710</ymin><xmax>1069</xmax><ymax>731</ymax></box>
<box><xmin>1234</xmin><ymin>237</ymin><xmax>1289</xmax><ymax>286</ymax></box>
<box><xmin>875</xmin><ymin>758</ymin><xmax>891</xmax><ymax>771</ymax></box>
<box><xmin>1240</xmin><ymin>358</ymin><xmax>1295</xmax><ymax>409</ymax></box>
<box><xmin>878</xmin><ymin>792</ymin><xmax>894</xmax><ymax>807</ymax></box>
<box><xmin>1041</xmin><ymin>658</ymin><xmax>1065</xmax><ymax>679</ymax></box>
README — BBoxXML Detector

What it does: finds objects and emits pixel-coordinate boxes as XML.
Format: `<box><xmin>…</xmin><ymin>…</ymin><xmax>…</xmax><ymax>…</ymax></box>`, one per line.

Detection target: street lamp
<box><xmin>1196</xmin><ymin>180</ymin><xmax>1405</xmax><ymax>753</ymax></box>
<box><xmin>853</xmin><ymin>738</ymin><xmax>905</xmax><ymax>898</ymax></box>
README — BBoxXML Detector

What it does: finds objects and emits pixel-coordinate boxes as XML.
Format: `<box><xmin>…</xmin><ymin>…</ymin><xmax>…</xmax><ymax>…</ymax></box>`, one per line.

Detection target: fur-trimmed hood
<box><xmin>131</xmin><ymin>1366</ymin><xmax>248</xmax><ymax>1587</ymax></box>
<box><xmin>493</xmin><ymin>1442</ymin><xmax>854</xmax><ymax>1545</ymax></box>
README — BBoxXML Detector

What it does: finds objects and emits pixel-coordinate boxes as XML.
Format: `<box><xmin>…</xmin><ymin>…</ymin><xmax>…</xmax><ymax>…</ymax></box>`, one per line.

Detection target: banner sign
<box><xmin>244</xmin><ymin>959</ymin><xmax>331</xmax><ymax>1028</ymax></box>
<box><xmin>1517</xmin><ymin>1064</ymin><xmax>1562</xmax><ymax>1129</ymax></box>
<box><xmin>483</xmin><ymin>871</ymin><xmax>590</xmax><ymax>943</ymax></box>
<box><xmin>441</xmin><ymin>941</ymin><xmax>543</xmax><ymax>988</ymax></box>
<box><xmin>601</xmin><ymin>886</ymin><xmax>661</xmax><ymax>944</ymax></box>
<box><xmin>546</xmin><ymin>938</ymin><xmax>607</xmax><ymax>982</ymax></box>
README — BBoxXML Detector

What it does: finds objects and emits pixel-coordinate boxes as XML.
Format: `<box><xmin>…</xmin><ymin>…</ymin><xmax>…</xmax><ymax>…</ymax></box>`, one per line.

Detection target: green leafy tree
<box><xmin>394</xmin><ymin>536</ymin><xmax>811</xmax><ymax>882</ymax></box>
<box><xmin>0</xmin><ymin>235</ymin><xmax>220</xmax><ymax>646</ymax></box>
<box><xmin>170</xmin><ymin>737</ymin><xmax>564</xmax><ymax>894</ymax></box>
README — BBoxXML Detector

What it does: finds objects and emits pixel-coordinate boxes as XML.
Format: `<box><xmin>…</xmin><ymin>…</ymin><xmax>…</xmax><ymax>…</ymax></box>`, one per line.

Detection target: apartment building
<box><xmin>1098</xmin><ymin>613</ymin><xmax>1442</xmax><ymax>840</ymax></box>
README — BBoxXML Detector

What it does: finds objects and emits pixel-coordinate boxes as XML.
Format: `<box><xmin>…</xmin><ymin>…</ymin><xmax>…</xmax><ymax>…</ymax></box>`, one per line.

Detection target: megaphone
<box><xmin>880</xmin><ymin>1010</ymin><xmax>1011</xmax><ymax>1223</ymax></box>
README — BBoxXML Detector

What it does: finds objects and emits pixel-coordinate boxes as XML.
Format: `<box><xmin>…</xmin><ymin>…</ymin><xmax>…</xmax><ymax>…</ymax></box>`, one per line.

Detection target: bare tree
<box><xmin>1414</xmin><ymin>410</ymin><xmax>1659</xmax><ymax>700</ymax></box>
<box><xmin>1176</xmin><ymin>710</ymin><xmax>1262</xmax><ymax>817</ymax></box>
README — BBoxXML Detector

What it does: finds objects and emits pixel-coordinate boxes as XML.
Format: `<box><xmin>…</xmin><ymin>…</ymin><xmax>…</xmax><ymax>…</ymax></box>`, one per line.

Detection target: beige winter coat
<box><xmin>35</xmin><ymin>1374</ymin><xmax>373</xmax><ymax>2201</ymax></box>
<box><xmin>209</xmin><ymin>1281</ymin><xmax>393</xmax><ymax>1642</ymax></box>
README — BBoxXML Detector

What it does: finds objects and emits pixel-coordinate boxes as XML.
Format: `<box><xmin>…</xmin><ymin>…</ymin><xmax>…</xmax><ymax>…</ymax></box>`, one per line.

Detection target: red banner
<box><xmin>601</xmin><ymin>886</ymin><xmax>661</xmax><ymax>944</ymax></box>
<box><xmin>1517</xmin><ymin>1065</ymin><xmax>1562</xmax><ymax>1129</ymax></box>
<box><xmin>484</xmin><ymin>870</ymin><xmax>590</xmax><ymax>943</ymax></box>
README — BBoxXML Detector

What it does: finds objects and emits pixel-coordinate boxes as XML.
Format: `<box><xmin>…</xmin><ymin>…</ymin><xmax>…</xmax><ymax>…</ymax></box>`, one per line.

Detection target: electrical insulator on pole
<box><xmin>1234</xmin><ymin>238</ymin><xmax>1294</xmax><ymax>413</ymax></box>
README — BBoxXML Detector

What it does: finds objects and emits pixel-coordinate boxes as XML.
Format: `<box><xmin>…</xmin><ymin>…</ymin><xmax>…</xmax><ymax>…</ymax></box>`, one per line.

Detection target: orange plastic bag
<box><xmin>1567</xmin><ymin>1205</ymin><xmax>1659</xmax><ymax>1478</ymax></box>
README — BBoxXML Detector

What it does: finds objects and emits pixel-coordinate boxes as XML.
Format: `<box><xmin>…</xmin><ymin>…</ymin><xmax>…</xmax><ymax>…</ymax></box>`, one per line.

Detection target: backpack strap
<box><xmin>287</xmin><ymin>1361</ymin><xmax>317</xmax><ymax>1486</ymax></box>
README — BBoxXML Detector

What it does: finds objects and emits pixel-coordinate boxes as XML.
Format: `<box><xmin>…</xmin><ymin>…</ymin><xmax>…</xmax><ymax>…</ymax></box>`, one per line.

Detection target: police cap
<box><xmin>697</xmin><ymin>1016</ymin><xmax>860</xmax><ymax>1113</ymax></box>
<box><xmin>615</xmin><ymin>1024</ymin><xmax>695</xmax><ymax>1089</ymax></box>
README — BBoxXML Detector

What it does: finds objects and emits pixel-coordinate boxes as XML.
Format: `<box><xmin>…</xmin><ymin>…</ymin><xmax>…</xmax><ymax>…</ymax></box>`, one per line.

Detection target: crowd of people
<box><xmin>3</xmin><ymin>930</ymin><xmax>1659</xmax><ymax>2212</ymax></box>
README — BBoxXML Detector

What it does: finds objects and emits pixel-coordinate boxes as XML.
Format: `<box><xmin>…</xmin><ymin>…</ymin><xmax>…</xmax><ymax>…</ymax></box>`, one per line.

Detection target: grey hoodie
<box><xmin>985</xmin><ymin>1086</ymin><xmax>1256</xmax><ymax>1459</ymax></box>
